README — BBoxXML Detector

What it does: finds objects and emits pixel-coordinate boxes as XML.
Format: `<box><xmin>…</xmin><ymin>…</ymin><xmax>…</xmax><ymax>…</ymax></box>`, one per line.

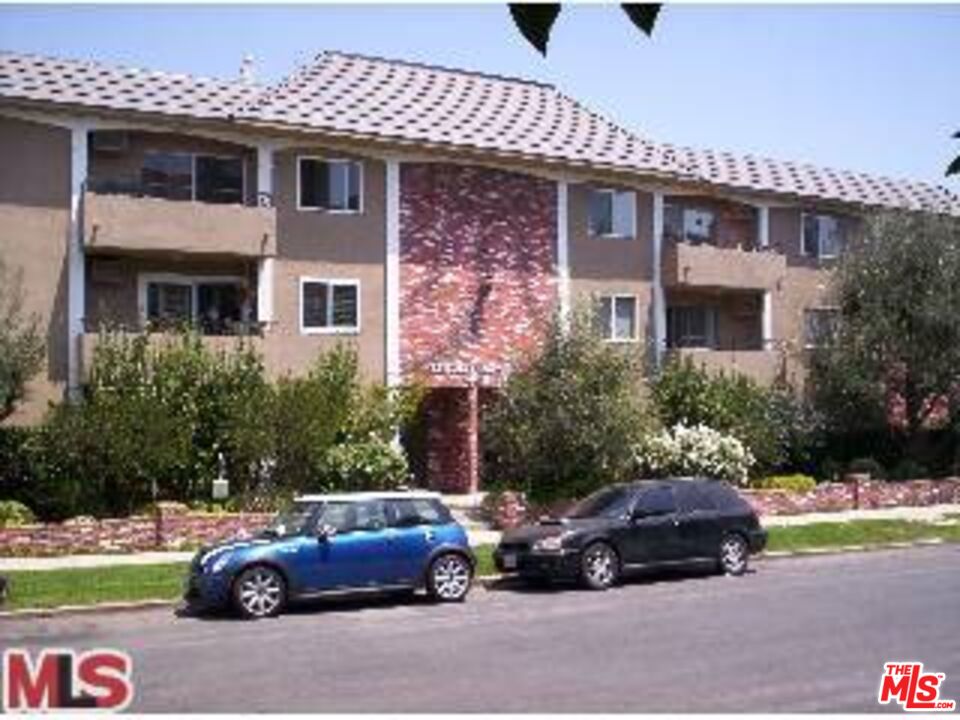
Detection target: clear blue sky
<box><xmin>2</xmin><ymin>3</ymin><xmax>958</xmax><ymax>188</ymax></box>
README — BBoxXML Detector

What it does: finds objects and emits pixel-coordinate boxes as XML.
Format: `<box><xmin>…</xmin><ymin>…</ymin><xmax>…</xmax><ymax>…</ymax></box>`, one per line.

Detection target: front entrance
<box><xmin>404</xmin><ymin>386</ymin><xmax>498</xmax><ymax>494</ymax></box>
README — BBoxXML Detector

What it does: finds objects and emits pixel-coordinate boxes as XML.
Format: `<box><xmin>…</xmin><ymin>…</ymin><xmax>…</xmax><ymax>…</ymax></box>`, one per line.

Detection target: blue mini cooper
<box><xmin>184</xmin><ymin>491</ymin><xmax>475</xmax><ymax>619</ymax></box>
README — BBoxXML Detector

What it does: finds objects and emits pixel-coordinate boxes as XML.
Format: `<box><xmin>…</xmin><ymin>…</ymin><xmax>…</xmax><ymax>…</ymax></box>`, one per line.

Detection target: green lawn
<box><xmin>2</xmin><ymin>523</ymin><xmax>957</xmax><ymax>612</ymax></box>
<box><xmin>765</xmin><ymin>519</ymin><xmax>960</xmax><ymax>553</ymax></box>
<box><xmin>2</xmin><ymin>562</ymin><xmax>189</xmax><ymax>611</ymax></box>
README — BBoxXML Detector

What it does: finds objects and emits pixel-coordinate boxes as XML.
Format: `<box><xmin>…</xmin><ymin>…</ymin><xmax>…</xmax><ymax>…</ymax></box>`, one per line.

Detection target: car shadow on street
<box><xmin>486</xmin><ymin>563</ymin><xmax>754</xmax><ymax>594</ymax></box>
<box><xmin>175</xmin><ymin>589</ymin><xmax>435</xmax><ymax>622</ymax></box>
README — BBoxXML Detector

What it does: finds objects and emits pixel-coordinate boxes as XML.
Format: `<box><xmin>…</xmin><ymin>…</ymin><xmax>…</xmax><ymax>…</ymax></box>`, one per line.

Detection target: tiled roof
<box><xmin>241</xmin><ymin>51</ymin><xmax>685</xmax><ymax>178</ymax></box>
<box><xmin>0</xmin><ymin>50</ymin><xmax>260</xmax><ymax>120</ymax></box>
<box><xmin>669</xmin><ymin>144</ymin><xmax>958</xmax><ymax>214</ymax></box>
<box><xmin>0</xmin><ymin>48</ymin><xmax>956</xmax><ymax>214</ymax></box>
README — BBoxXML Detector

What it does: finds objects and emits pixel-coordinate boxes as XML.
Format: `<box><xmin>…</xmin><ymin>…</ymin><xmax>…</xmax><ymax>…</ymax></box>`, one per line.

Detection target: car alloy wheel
<box><xmin>581</xmin><ymin>542</ymin><xmax>619</xmax><ymax>590</ymax></box>
<box><xmin>428</xmin><ymin>553</ymin><xmax>472</xmax><ymax>602</ymax></box>
<box><xmin>719</xmin><ymin>534</ymin><xmax>749</xmax><ymax>576</ymax></box>
<box><xmin>234</xmin><ymin>566</ymin><xmax>286</xmax><ymax>619</ymax></box>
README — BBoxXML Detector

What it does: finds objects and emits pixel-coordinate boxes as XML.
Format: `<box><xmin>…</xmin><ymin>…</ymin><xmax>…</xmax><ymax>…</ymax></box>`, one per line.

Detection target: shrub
<box><xmin>30</xmin><ymin>333</ymin><xmax>415</xmax><ymax>518</ymax></box>
<box><xmin>0</xmin><ymin>499</ymin><xmax>35</xmax><ymax>527</ymax></box>
<box><xmin>888</xmin><ymin>459</ymin><xmax>929</xmax><ymax>482</ymax></box>
<box><xmin>0</xmin><ymin>256</ymin><xmax>44</xmax><ymax>421</ymax></box>
<box><xmin>482</xmin><ymin>305</ymin><xmax>652</xmax><ymax>504</ymax></box>
<box><xmin>752</xmin><ymin>474</ymin><xmax>816</xmax><ymax>493</ymax></box>
<box><xmin>847</xmin><ymin>457</ymin><xmax>886</xmax><ymax>480</ymax></box>
<box><xmin>649</xmin><ymin>357</ymin><xmax>822</xmax><ymax>477</ymax></box>
<box><xmin>322</xmin><ymin>435</ymin><xmax>408</xmax><ymax>491</ymax></box>
<box><xmin>633</xmin><ymin>423</ymin><xmax>755</xmax><ymax>486</ymax></box>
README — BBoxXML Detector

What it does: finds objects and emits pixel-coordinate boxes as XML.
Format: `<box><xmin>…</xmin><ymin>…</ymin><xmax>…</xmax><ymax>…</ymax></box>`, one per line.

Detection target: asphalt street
<box><xmin>2</xmin><ymin>545</ymin><xmax>958</xmax><ymax>712</ymax></box>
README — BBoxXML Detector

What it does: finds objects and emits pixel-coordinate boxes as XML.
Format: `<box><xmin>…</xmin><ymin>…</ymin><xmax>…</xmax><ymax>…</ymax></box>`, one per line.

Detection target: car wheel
<box><xmin>233</xmin><ymin>565</ymin><xmax>286</xmax><ymax>619</ymax></box>
<box><xmin>718</xmin><ymin>533</ymin><xmax>749</xmax><ymax>576</ymax></box>
<box><xmin>427</xmin><ymin>553</ymin><xmax>473</xmax><ymax>602</ymax></box>
<box><xmin>580</xmin><ymin>542</ymin><xmax>619</xmax><ymax>590</ymax></box>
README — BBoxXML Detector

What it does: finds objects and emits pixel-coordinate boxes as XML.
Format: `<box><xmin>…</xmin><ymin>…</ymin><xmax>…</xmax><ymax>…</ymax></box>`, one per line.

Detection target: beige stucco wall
<box><xmin>568</xmin><ymin>184</ymin><xmax>655</xmax><ymax>347</ymax></box>
<box><xmin>769</xmin><ymin>206</ymin><xmax>839</xmax><ymax>384</ymax></box>
<box><xmin>0</xmin><ymin>115</ymin><xmax>71</xmax><ymax>424</ymax></box>
<box><xmin>263</xmin><ymin>147</ymin><xmax>386</xmax><ymax>381</ymax></box>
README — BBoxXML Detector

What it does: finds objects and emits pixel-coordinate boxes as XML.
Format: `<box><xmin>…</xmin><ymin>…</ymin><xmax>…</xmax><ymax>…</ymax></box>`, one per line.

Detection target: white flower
<box><xmin>633</xmin><ymin>422</ymin><xmax>754</xmax><ymax>486</ymax></box>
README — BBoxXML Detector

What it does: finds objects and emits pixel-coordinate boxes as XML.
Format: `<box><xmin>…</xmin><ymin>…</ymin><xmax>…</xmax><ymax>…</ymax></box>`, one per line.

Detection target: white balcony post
<box><xmin>256</xmin><ymin>143</ymin><xmax>275</xmax><ymax>326</ymax></box>
<box><xmin>652</xmin><ymin>192</ymin><xmax>667</xmax><ymax>366</ymax></box>
<box><xmin>762</xmin><ymin>289</ymin><xmax>773</xmax><ymax>349</ymax></box>
<box><xmin>556</xmin><ymin>181</ymin><xmax>570</xmax><ymax>328</ymax></box>
<box><xmin>757</xmin><ymin>204</ymin><xmax>770</xmax><ymax>250</ymax></box>
<box><xmin>67</xmin><ymin>122</ymin><xmax>89</xmax><ymax>395</ymax></box>
<box><xmin>385</xmin><ymin>159</ymin><xmax>401</xmax><ymax>388</ymax></box>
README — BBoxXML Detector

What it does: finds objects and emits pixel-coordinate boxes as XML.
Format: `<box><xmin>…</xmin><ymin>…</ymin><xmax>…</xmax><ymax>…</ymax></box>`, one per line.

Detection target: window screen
<box><xmin>301</xmin><ymin>281</ymin><xmax>359</xmax><ymax>331</ymax></box>
<box><xmin>299</xmin><ymin>159</ymin><xmax>362</xmax><ymax>211</ymax></box>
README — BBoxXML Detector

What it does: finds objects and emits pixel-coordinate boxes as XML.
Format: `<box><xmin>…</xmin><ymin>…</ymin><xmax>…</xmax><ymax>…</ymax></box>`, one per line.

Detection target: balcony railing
<box><xmin>79</xmin><ymin>330</ymin><xmax>266</xmax><ymax>379</ymax></box>
<box><xmin>663</xmin><ymin>241</ymin><xmax>785</xmax><ymax>290</ymax></box>
<box><xmin>82</xmin><ymin>181</ymin><xmax>276</xmax><ymax>258</ymax></box>
<box><xmin>665</xmin><ymin>347</ymin><xmax>783</xmax><ymax>385</ymax></box>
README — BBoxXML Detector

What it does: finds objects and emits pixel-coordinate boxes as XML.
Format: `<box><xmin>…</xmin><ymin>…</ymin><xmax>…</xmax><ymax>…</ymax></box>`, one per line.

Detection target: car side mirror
<box><xmin>316</xmin><ymin>525</ymin><xmax>338</xmax><ymax>541</ymax></box>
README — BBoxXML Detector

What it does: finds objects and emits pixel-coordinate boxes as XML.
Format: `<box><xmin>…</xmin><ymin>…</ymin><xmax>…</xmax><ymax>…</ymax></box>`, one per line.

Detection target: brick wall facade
<box><xmin>0</xmin><ymin>503</ymin><xmax>272</xmax><ymax>557</ymax></box>
<box><xmin>399</xmin><ymin>163</ymin><xmax>557</xmax><ymax>492</ymax></box>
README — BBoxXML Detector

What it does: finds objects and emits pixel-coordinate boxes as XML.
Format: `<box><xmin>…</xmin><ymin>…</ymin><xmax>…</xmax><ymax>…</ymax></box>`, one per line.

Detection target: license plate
<box><xmin>502</xmin><ymin>553</ymin><xmax>517</xmax><ymax>570</ymax></box>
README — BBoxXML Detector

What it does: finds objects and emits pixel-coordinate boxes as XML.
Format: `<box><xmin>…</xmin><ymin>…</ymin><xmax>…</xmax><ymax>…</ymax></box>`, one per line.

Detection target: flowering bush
<box><xmin>633</xmin><ymin>423</ymin><xmax>755</xmax><ymax>486</ymax></box>
<box><xmin>322</xmin><ymin>435</ymin><xmax>409</xmax><ymax>491</ymax></box>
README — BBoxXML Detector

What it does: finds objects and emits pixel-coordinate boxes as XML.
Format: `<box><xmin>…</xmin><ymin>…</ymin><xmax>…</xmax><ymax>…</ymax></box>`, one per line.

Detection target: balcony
<box><xmin>666</xmin><ymin>348</ymin><xmax>783</xmax><ymax>385</ymax></box>
<box><xmin>663</xmin><ymin>242</ymin><xmax>785</xmax><ymax>290</ymax></box>
<box><xmin>82</xmin><ymin>189</ymin><xmax>276</xmax><ymax>258</ymax></box>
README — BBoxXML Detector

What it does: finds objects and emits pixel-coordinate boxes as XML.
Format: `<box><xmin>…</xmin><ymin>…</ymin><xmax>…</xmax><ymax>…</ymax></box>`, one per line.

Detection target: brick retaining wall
<box><xmin>0</xmin><ymin>503</ymin><xmax>272</xmax><ymax>557</ymax></box>
<box><xmin>740</xmin><ymin>478</ymin><xmax>960</xmax><ymax>516</ymax></box>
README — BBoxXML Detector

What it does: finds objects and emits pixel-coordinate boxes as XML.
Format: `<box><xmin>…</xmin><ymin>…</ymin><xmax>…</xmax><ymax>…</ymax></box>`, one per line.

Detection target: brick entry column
<box><xmin>424</xmin><ymin>386</ymin><xmax>480</xmax><ymax>494</ymax></box>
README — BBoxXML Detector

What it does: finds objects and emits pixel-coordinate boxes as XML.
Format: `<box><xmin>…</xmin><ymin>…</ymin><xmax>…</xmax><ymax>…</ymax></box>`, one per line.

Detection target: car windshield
<box><xmin>261</xmin><ymin>502</ymin><xmax>317</xmax><ymax>538</ymax></box>
<box><xmin>567</xmin><ymin>486</ymin><xmax>633</xmax><ymax>519</ymax></box>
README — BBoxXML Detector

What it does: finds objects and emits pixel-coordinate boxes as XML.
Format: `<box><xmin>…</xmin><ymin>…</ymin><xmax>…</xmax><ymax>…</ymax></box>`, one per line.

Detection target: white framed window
<box><xmin>138</xmin><ymin>273</ymin><xmax>253</xmax><ymax>334</ymax></box>
<box><xmin>595</xmin><ymin>294</ymin><xmax>638</xmax><ymax>342</ymax></box>
<box><xmin>300</xmin><ymin>278</ymin><xmax>360</xmax><ymax>334</ymax></box>
<box><xmin>588</xmin><ymin>188</ymin><xmax>635</xmax><ymax>238</ymax></box>
<box><xmin>298</xmin><ymin>157</ymin><xmax>363</xmax><ymax>213</ymax></box>
<box><xmin>803</xmin><ymin>307</ymin><xmax>839</xmax><ymax>348</ymax></box>
<box><xmin>801</xmin><ymin>213</ymin><xmax>845</xmax><ymax>259</ymax></box>
<box><xmin>666</xmin><ymin>305</ymin><xmax>719</xmax><ymax>349</ymax></box>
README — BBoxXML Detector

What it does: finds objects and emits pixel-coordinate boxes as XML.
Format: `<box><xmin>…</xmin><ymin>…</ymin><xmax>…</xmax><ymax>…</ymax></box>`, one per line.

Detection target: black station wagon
<box><xmin>493</xmin><ymin>478</ymin><xmax>767</xmax><ymax>589</ymax></box>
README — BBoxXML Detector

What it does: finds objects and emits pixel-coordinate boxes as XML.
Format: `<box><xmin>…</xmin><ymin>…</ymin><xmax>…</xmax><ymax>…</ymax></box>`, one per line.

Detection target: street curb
<box><xmin>0</xmin><ymin>598</ymin><xmax>178</xmax><ymax>621</ymax></box>
<box><xmin>0</xmin><ymin>538</ymin><xmax>953</xmax><ymax>618</ymax></box>
<box><xmin>757</xmin><ymin>536</ymin><xmax>946</xmax><ymax>560</ymax></box>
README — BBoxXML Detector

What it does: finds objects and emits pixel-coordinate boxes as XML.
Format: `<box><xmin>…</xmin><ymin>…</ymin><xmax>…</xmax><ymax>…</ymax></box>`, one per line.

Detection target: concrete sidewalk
<box><xmin>1</xmin><ymin>504</ymin><xmax>957</xmax><ymax>572</ymax></box>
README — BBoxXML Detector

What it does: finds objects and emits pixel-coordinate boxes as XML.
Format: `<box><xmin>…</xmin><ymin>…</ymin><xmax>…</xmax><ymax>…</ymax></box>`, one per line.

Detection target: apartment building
<box><xmin>1</xmin><ymin>49</ymin><xmax>957</xmax><ymax>492</ymax></box>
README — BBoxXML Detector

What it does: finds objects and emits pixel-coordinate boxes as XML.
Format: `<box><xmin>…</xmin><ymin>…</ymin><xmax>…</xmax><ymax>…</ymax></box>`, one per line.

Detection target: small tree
<box><xmin>482</xmin><ymin>306</ymin><xmax>652</xmax><ymax>503</ymax></box>
<box><xmin>0</xmin><ymin>257</ymin><xmax>43</xmax><ymax>420</ymax></box>
<box><xmin>810</xmin><ymin>211</ymin><xmax>960</xmax><ymax>466</ymax></box>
